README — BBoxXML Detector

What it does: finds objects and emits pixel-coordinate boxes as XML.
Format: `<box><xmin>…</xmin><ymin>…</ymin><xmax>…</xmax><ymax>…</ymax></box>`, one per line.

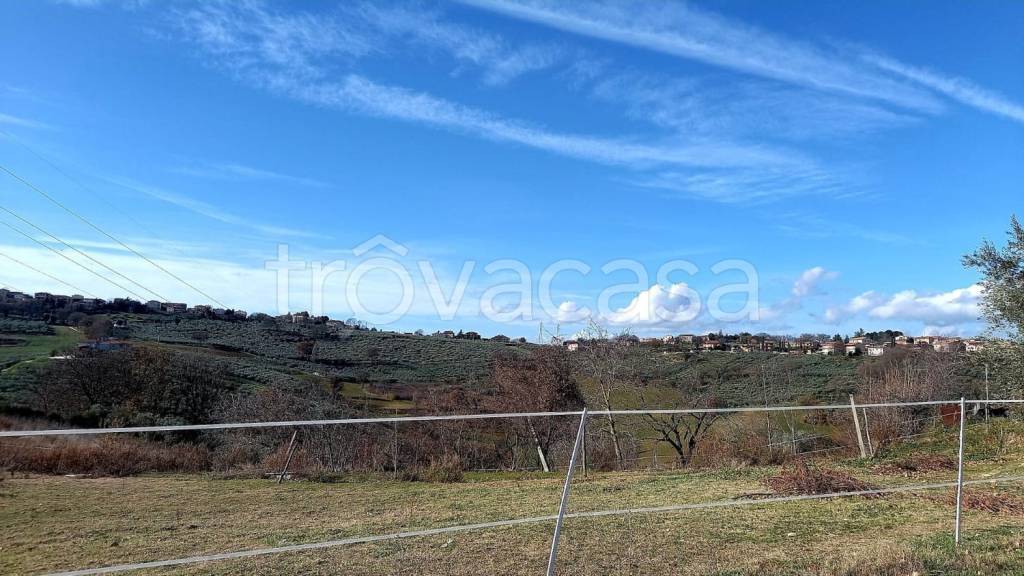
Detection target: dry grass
<box><xmin>764</xmin><ymin>461</ymin><xmax>878</xmax><ymax>497</ymax></box>
<box><xmin>2</xmin><ymin>421</ymin><xmax>1023</xmax><ymax>574</ymax></box>
<box><xmin>1</xmin><ymin>465</ymin><xmax>1023</xmax><ymax>575</ymax></box>
<box><xmin>0</xmin><ymin>436</ymin><xmax>211</xmax><ymax>476</ymax></box>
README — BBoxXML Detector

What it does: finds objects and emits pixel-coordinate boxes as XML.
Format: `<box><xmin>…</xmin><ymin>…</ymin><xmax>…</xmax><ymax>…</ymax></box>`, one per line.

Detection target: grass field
<box><xmin>2</xmin><ymin>423</ymin><xmax>1023</xmax><ymax>575</ymax></box>
<box><xmin>0</xmin><ymin>326</ymin><xmax>80</xmax><ymax>369</ymax></box>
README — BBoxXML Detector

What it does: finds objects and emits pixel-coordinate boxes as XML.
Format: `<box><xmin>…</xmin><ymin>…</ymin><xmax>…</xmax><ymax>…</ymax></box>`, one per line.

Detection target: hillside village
<box><xmin>0</xmin><ymin>287</ymin><xmax>992</xmax><ymax>358</ymax></box>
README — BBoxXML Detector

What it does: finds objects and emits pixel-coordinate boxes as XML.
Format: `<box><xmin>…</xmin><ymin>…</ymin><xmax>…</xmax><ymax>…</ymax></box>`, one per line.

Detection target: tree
<box><xmin>490</xmin><ymin>348</ymin><xmax>582</xmax><ymax>472</ymax></box>
<box><xmin>641</xmin><ymin>369</ymin><xmax>723</xmax><ymax>466</ymax></box>
<box><xmin>83</xmin><ymin>316</ymin><xmax>113</xmax><ymax>340</ymax></box>
<box><xmin>34</xmin><ymin>347</ymin><xmax>229</xmax><ymax>425</ymax></box>
<box><xmin>963</xmin><ymin>215</ymin><xmax>1024</xmax><ymax>339</ymax></box>
<box><xmin>963</xmin><ymin>215</ymin><xmax>1024</xmax><ymax>399</ymax></box>
<box><xmin>574</xmin><ymin>321</ymin><xmax>647</xmax><ymax>467</ymax></box>
<box><xmin>296</xmin><ymin>340</ymin><xmax>316</xmax><ymax>360</ymax></box>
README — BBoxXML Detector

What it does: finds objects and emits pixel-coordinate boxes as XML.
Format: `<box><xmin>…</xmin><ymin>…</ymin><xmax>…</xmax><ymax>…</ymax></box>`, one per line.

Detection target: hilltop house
<box><xmin>820</xmin><ymin>342</ymin><xmax>840</xmax><ymax>355</ymax></box>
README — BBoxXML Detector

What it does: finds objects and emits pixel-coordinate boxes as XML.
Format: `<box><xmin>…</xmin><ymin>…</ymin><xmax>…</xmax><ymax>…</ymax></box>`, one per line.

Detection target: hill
<box><xmin>0</xmin><ymin>313</ymin><xmax>885</xmax><ymax>417</ymax></box>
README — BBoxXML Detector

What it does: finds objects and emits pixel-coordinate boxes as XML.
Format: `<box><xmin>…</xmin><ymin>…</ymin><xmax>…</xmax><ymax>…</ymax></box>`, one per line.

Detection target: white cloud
<box><xmin>824</xmin><ymin>284</ymin><xmax>982</xmax><ymax>328</ymax></box>
<box><xmin>823</xmin><ymin>290</ymin><xmax>884</xmax><ymax>323</ymax></box>
<box><xmin>629</xmin><ymin>164</ymin><xmax>842</xmax><ymax>204</ymax></box>
<box><xmin>458</xmin><ymin>0</ymin><xmax>942</xmax><ymax>112</ymax></box>
<box><xmin>171</xmin><ymin>1</ymin><xmax>810</xmax><ymax>175</ymax></box>
<box><xmin>305</xmin><ymin>75</ymin><xmax>797</xmax><ymax>170</ymax></box>
<box><xmin>792</xmin><ymin>266</ymin><xmax>839</xmax><ymax>297</ymax></box>
<box><xmin>605</xmin><ymin>283</ymin><xmax>700</xmax><ymax>326</ymax></box>
<box><xmin>591</xmin><ymin>74</ymin><xmax>920</xmax><ymax>142</ymax></box>
<box><xmin>867</xmin><ymin>55</ymin><xmax>1024</xmax><ymax>125</ymax></box>
<box><xmin>553</xmin><ymin>300</ymin><xmax>588</xmax><ymax>322</ymax></box>
<box><xmin>353</xmin><ymin>3</ymin><xmax>563</xmax><ymax>86</ymax></box>
<box><xmin>868</xmin><ymin>284</ymin><xmax>983</xmax><ymax>325</ymax></box>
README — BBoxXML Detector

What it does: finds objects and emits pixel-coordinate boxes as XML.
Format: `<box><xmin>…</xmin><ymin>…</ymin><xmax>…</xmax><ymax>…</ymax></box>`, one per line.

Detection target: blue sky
<box><xmin>1</xmin><ymin>0</ymin><xmax>1022</xmax><ymax>339</ymax></box>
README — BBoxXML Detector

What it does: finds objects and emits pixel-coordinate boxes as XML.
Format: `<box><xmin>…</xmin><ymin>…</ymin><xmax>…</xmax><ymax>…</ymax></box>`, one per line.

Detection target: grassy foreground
<box><xmin>2</xmin><ymin>424</ymin><xmax>1024</xmax><ymax>575</ymax></box>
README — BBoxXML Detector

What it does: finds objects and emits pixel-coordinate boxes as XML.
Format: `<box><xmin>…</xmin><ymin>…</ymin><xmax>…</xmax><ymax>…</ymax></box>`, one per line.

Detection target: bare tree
<box><xmin>573</xmin><ymin>321</ymin><xmax>647</xmax><ymax>468</ymax></box>
<box><xmin>489</xmin><ymin>348</ymin><xmax>582</xmax><ymax>472</ymax></box>
<box><xmin>640</xmin><ymin>369</ymin><xmax>724</xmax><ymax>466</ymax></box>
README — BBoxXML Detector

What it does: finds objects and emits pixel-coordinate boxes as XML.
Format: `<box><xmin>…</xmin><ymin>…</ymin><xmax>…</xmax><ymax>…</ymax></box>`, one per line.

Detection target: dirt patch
<box><xmin>875</xmin><ymin>454</ymin><xmax>956</xmax><ymax>475</ymax></box>
<box><xmin>764</xmin><ymin>461</ymin><xmax>879</xmax><ymax>497</ymax></box>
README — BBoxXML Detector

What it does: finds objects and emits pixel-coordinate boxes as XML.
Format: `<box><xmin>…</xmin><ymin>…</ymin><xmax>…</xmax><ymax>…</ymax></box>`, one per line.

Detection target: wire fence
<box><xmin>2</xmin><ymin>398</ymin><xmax>1023</xmax><ymax>576</ymax></box>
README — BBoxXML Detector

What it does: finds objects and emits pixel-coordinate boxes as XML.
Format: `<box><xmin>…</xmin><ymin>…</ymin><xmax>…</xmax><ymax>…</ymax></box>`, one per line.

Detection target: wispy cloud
<box><xmin>173</xmin><ymin>162</ymin><xmax>328</xmax><ymax>188</ymax></box>
<box><xmin>591</xmin><ymin>74</ymin><xmax>920</xmax><ymax>142</ymax></box>
<box><xmin>458</xmin><ymin>0</ymin><xmax>943</xmax><ymax>113</ymax></box>
<box><xmin>352</xmin><ymin>3</ymin><xmax>564</xmax><ymax>86</ymax></box>
<box><xmin>109</xmin><ymin>177</ymin><xmax>323</xmax><ymax>239</ymax></box>
<box><xmin>866</xmin><ymin>55</ymin><xmax>1024</xmax><ymax>125</ymax></box>
<box><xmin>631</xmin><ymin>165</ymin><xmax>845</xmax><ymax>204</ymax></box>
<box><xmin>774</xmin><ymin>212</ymin><xmax>918</xmax><ymax>245</ymax></box>
<box><xmin>172</xmin><ymin>2</ymin><xmax>804</xmax><ymax>172</ymax></box>
<box><xmin>0</xmin><ymin>112</ymin><xmax>54</xmax><ymax>130</ymax></box>
<box><xmin>304</xmin><ymin>74</ymin><xmax>802</xmax><ymax>169</ymax></box>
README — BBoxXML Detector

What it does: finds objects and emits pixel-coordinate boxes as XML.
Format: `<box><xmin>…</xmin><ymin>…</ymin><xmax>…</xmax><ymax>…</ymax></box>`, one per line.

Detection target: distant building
<box><xmin>163</xmin><ymin>302</ymin><xmax>187</xmax><ymax>313</ymax></box>
<box><xmin>866</xmin><ymin>344</ymin><xmax>886</xmax><ymax>357</ymax></box>
<box><xmin>820</xmin><ymin>342</ymin><xmax>840</xmax><ymax>355</ymax></box>
<box><xmin>564</xmin><ymin>340</ymin><xmax>579</xmax><ymax>352</ymax></box>
<box><xmin>193</xmin><ymin>305</ymin><xmax>213</xmax><ymax>314</ymax></box>
<box><xmin>146</xmin><ymin>300</ymin><xmax>162</xmax><ymax>311</ymax></box>
<box><xmin>965</xmin><ymin>339</ymin><xmax>986</xmax><ymax>353</ymax></box>
<box><xmin>895</xmin><ymin>335</ymin><xmax>912</xmax><ymax>346</ymax></box>
<box><xmin>933</xmin><ymin>339</ymin><xmax>965</xmax><ymax>353</ymax></box>
<box><xmin>701</xmin><ymin>339</ymin><xmax>721</xmax><ymax>351</ymax></box>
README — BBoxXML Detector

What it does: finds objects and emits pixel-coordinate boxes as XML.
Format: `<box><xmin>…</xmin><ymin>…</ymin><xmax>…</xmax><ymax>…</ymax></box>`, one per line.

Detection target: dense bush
<box><xmin>29</xmin><ymin>347</ymin><xmax>233</xmax><ymax>426</ymax></box>
<box><xmin>0</xmin><ymin>319</ymin><xmax>53</xmax><ymax>335</ymax></box>
<box><xmin>0</xmin><ymin>436</ymin><xmax>211</xmax><ymax>476</ymax></box>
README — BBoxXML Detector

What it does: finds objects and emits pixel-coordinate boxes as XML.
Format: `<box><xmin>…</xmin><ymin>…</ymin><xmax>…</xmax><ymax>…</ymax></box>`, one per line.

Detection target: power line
<box><xmin>0</xmin><ymin>204</ymin><xmax>167</xmax><ymax>301</ymax></box>
<box><xmin>0</xmin><ymin>128</ymin><xmax>185</xmax><ymax>256</ymax></box>
<box><xmin>0</xmin><ymin>218</ymin><xmax>149</xmax><ymax>301</ymax></box>
<box><xmin>0</xmin><ymin>250</ymin><xmax>100</xmax><ymax>298</ymax></box>
<box><xmin>0</xmin><ymin>163</ymin><xmax>228</xmax><ymax>308</ymax></box>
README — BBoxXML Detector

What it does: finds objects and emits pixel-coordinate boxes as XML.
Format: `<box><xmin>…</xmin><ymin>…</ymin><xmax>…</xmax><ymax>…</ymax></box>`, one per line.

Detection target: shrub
<box><xmin>422</xmin><ymin>453</ymin><xmax>464</xmax><ymax>483</ymax></box>
<box><xmin>0</xmin><ymin>436</ymin><xmax>211</xmax><ymax>476</ymax></box>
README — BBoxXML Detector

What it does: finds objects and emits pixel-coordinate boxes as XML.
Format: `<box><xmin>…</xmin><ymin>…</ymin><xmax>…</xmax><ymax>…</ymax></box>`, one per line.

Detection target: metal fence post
<box><xmin>954</xmin><ymin>396</ymin><xmax>966</xmax><ymax>545</ymax></box>
<box><xmin>581</xmin><ymin>417</ymin><xmax>588</xmax><ymax>479</ymax></box>
<box><xmin>546</xmin><ymin>408</ymin><xmax>588</xmax><ymax>576</ymax></box>
<box><xmin>392</xmin><ymin>419</ymin><xmax>399</xmax><ymax>480</ymax></box>
<box><xmin>277</xmin><ymin>429</ymin><xmax>299</xmax><ymax>484</ymax></box>
<box><xmin>849</xmin><ymin>395</ymin><xmax>867</xmax><ymax>458</ymax></box>
<box><xmin>984</xmin><ymin>364</ymin><xmax>990</xmax><ymax>424</ymax></box>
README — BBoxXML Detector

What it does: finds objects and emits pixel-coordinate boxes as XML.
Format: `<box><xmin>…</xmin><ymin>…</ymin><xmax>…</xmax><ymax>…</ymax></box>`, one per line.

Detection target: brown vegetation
<box><xmin>764</xmin><ymin>461</ymin><xmax>878</xmax><ymax>496</ymax></box>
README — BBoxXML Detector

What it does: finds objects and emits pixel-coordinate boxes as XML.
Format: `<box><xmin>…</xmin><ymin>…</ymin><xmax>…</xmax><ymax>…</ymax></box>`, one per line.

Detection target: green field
<box><xmin>2</xmin><ymin>422</ymin><xmax>1023</xmax><ymax>575</ymax></box>
<box><xmin>0</xmin><ymin>326</ymin><xmax>80</xmax><ymax>369</ymax></box>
